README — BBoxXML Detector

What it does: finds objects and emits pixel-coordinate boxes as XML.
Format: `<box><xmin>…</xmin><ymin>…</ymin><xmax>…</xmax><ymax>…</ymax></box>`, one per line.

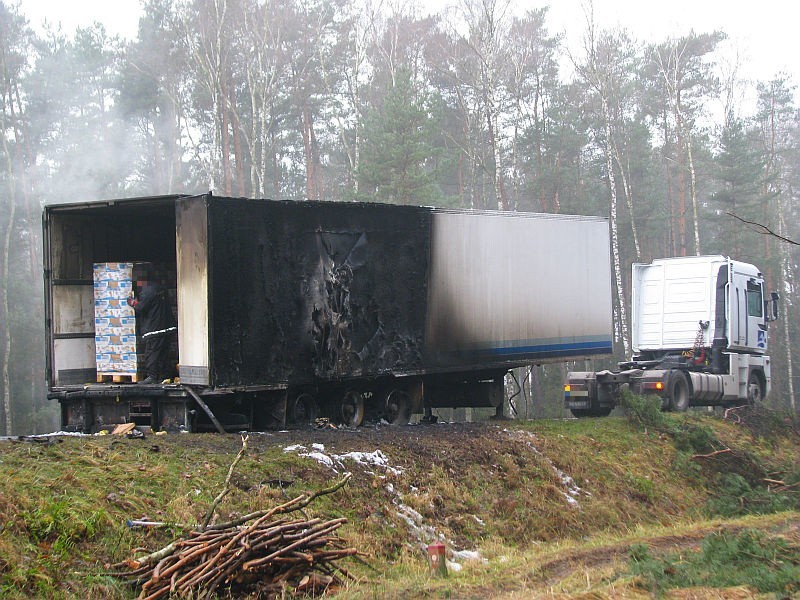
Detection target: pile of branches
<box><xmin>724</xmin><ymin>403</ymin><xmax>800</xmax><ymax>438</ymax></box>
<box><xmin>109</xmin><ymin>437</ymin><xmax>360</xmax><ymax>599</ymax></box>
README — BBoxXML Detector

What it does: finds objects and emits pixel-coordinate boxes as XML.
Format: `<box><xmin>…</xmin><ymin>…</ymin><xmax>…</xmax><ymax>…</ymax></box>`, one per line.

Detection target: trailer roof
<box><xmin>44</xmin><ymin>194</ymin><xmax>188</xmax><ymax>214</ymax></box>
<box><xmin>44</xmin><ymin>194</ymin><xmax>609</xmax><ymax>225</ymax></box>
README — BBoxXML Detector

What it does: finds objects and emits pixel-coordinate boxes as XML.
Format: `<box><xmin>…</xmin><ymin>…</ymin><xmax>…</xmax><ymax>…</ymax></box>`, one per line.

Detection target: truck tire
<box><xmin>747</xmin><ymin>371</ymin><xmax>765</xmax><ymax>405</ymax></box>
<box><xmin>667</xmin><ymin>371</ymin><xmax>690</xmax><ymax>412</ymax></box>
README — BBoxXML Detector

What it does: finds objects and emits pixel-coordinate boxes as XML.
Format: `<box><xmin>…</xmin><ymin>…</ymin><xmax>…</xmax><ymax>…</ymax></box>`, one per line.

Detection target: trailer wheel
<box><xmin>289</xmin><ymin>393</ymin><xmax>318</xmax><ymax>427</ymax></box>
<box><xmin>340</xmin><ymin>390</ymin><xmax>365</xmax><ymax>427</ymax></box>
<box><xmin>384</xmin><ymin>389</ymin><xmax>411</xmax><ymax>425</ymax></box>
<box><xmin>747</xmin><ymin>371</ymin><xmax>765</xmax><ymax>405</ymax></box>
<box><xmin>667</xmin><ymin>372</ymin><xmax>690</xmax><ymax>412</ymax></box>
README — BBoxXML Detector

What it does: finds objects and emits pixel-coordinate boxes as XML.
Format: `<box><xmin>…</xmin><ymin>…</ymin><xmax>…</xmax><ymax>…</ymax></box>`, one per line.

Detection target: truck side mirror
<box><xmin>766</xmin><ymin>292</ymin><xmax>779</xmax><ymax>322</ymax></box>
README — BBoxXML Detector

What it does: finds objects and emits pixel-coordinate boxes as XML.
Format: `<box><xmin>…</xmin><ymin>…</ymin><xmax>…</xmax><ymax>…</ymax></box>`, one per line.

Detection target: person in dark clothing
<box><xmin>127</xmin><ymin>281</ymin><xmax>176</xmax><ymax>384</ymax></box>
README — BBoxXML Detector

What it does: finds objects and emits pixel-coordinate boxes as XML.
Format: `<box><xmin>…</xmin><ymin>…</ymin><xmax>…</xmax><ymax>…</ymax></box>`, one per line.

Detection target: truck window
<box><xmin>746</xmin><ymin>280</ymin><xmax>763</xmax><ymax>318</ymax></box>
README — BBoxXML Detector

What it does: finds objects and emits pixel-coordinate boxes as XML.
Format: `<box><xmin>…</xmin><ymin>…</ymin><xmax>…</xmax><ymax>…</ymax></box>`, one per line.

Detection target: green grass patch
<box><xmin>628</xmin><ymin>528</ymin><xmax>800</xmax><ymax>595</ymax></box>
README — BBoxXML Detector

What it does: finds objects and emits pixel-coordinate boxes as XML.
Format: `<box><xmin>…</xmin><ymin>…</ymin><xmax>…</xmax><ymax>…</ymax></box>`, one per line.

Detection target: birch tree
<box><xmin>178</xmin><ymin>0</ymin><xmax>241</xmax><ymax>194</ymax></box>
<box><xmin>0</xmin><ymin>2</ymin><xmax>32</xmax><ymax>434</ymax></box>
<box><xmin>120</xmin><ymin>0</ymin><xmax>190</xmax><ymax>193</ymax></box>
<box><xmin>240</xmin><ymin>0</ymin><xmax>290</xmax><ymax>197</ymax></box>
<box><xmin>574</xmin><ymin>22</ymin><xmax>637</xmax><ymax>355</ymax></box>
<box><xmin>650</xmin><ymin>31</ymin><xmax>724</xmax><ymax>256</ymax></box>
<box><xmin>504</xmin><ymin>8</ymin><xmax>559</xmax><ymax>211</ymax></box>
<box><xmin>756</xmin><ymin>77</ymin><xmax>798</xmax><ymax>410</ymax></box>
<box><xmin>449</xmin><ymin>0</ymin><xmax>511</xmax><ymax>210</ymax></box>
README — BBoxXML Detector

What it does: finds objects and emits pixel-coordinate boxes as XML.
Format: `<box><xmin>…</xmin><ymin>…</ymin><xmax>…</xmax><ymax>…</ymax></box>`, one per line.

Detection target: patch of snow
<box><xmin>284</xmin><ymin>443</ymin><xmax>483</xmax><ymax>565</ymax></box>
<box><xmin>335</xmin><ymin>450</ymin><xmax>403</xmax><ymax>475</ymax></box>
<box><xmin>451</xmin><ymin>549</ymin><xmax>485</xmax><ymax>563</ymax></box>
<box><xmin>395</xmin><ymin>504</ymin><xmax>440</xmax><ymax>544</ymax></box>
<box><xmin>300</xmin><ymin>451</ymin><xmax>336</xmax><ymax>469</ymax></box>
<box><xmin>284</xmin><ymin>445</ymin><xmax>404</xmax><ymax>476</ymax></box>
<box><xmin>507</xmin><ymin>430</ymin><xmax>589</xmax><ymax>508</ymax></box>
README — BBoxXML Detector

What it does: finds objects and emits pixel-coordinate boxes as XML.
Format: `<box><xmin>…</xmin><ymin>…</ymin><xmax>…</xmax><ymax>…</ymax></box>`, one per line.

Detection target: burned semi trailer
<box><xmin>44</xmin><ymin>194</ymin><xmax>613</xmax><ymax>432</ymax></box>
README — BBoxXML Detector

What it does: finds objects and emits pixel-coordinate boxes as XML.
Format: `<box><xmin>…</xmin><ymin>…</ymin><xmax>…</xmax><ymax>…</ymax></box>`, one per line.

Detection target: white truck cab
<box><xmin>565</xmin><ymin>255</ymin><xmax>779</xmax><ymax>417</ymax></box>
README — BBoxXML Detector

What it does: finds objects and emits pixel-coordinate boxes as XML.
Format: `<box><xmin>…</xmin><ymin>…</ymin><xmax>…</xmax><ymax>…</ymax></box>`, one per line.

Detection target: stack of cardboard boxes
<box><xmin>93</xmin><ymin>262</ymin><xmax>138</xmax><ymax>380</ymax></box>
<box><xmin>94</xmin><ymin>262</ymin><xmax>178</xmax><ymax>381</ymax></box>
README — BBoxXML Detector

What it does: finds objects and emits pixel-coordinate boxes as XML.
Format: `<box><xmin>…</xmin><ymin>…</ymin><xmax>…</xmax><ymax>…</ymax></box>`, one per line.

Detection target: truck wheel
<box><xmin>667</xmin><ymin>372</ymin><xmax>690</xmax><ymax>412</ymax></box>
<box><xmin>340</xmin><ymin>390</ymin><xmax>365</xmax><ymax>427</ymax></box>
<box><xmin>384</xmin><ymin>389</ymin><xmax>411</xmax><ymax>425</ymax></box>
<box><xmin>747</xmin><ymin>371</ymin><xmax>765</xmax><ymax>405</ymax></box>
<box><xmin>289</xmin><ymin>393</ymin><xmax>318</xmax><ymax>427</ymax></box>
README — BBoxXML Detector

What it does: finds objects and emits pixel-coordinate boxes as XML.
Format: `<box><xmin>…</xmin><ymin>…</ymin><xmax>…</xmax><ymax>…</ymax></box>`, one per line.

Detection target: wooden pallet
<box><xmin>97</xmin><ymin>372</ymin><xmax>140</xmax><ymax>383</ymax></box>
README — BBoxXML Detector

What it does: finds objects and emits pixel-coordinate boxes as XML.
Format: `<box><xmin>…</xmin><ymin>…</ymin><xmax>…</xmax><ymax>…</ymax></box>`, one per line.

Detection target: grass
<box><xmin>0</xmin><ymin>407</ymin><xmax>798</xmax><ymax>598</ymax></box>
<box><xmin>628</xmin><ymin>528</ymin><xmax>800</xmax><ymax>596</ymax></box>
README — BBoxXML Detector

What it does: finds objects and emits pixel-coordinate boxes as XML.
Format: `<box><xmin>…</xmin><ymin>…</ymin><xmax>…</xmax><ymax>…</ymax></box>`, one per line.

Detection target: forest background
<box><xmin>1</xmin><ymin>0</ymin><xmax>798</xmax><ymax>435</ymax></box>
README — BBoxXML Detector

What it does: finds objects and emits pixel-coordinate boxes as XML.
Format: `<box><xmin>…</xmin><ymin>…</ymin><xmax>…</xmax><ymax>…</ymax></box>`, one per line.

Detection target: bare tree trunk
<box><xmin>611</xmin><ymin>140</ymin><xmax>641</xmax><ymax>260</ymax></box>
<box><xmin>602</xmin><ymin>100</ymin><xmax>630</xmax><ymax>355</ymax></box>
<box><xmin>675</xmin><ymin>107</ymin><xmax>687</xmax><ymax>256</ymax></box>
<box><xmin>686</xmin><ymin>131</ymin><xmax>701</xmax><ymax>255</ymax></box>
<box><xmin>1</xmin><ymin>128</ymin><xmax>16</xmax><ymax>436</ymax></box>
<box><xmin>485</xmin><ymin>98</ymin><xmax>507</xmax><ymax>211</ymax></box>
<box><xmin>779</xmin><ymin>227</ymin><xmax>795</xmax><ymax>410</ymax></box>
<box><xmin>220</xmin><ymin>78</ymin><xmax>233</xmax><ymax>195</ymax></box>
<box><xmin>301</xmin><ymin>103</ymin><xmax>314</xmax><ymax>200</ymax></box>
<box><xmin>229</xmin><ymin>82</ymin><xmax>246</xmax><ymax>197</ymax></box>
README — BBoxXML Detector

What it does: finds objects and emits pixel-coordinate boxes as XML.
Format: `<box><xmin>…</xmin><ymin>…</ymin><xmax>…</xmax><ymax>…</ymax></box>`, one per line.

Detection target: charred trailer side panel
<box><xmin>176</xmin><ymin>195</ymin><xmax>432</xmax><ymax>388</ymax></box>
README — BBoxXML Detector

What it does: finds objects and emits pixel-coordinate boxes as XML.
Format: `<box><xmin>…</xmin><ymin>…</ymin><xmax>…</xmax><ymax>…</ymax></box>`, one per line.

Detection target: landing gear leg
<box><xmin>420</xmin><ymin>405</ymin><xmax>437</xmax><ymax>424</ymax></box>
<box><xmin>490</xmin><ymin>402</ymin><xmax>509</xmax><ymax>421</ymax></box>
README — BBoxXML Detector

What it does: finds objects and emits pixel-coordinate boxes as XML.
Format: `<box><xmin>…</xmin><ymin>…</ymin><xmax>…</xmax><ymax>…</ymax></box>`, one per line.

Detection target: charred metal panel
<box><xmin>206</xmin><ymin>198</ymin><xmax>432</xmax><ymax>387</ymax></box>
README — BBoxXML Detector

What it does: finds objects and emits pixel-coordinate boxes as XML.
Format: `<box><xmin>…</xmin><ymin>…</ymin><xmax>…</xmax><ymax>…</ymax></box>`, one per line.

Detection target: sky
<box><xmin>16</xmin><ymin>0</ymin><xmax>799</xmax><ymax>108</ymax></box>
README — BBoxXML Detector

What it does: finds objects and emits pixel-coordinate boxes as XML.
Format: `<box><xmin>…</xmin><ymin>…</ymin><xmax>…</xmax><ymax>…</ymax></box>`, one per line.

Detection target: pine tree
<box><xmin>356</xmin><ymin>68</ymin><xmax>444</xmax><ymax>206</ymax></box>
<box><xmin>709</xmin><ymin>112</ymin><xmax>770</xmax><ymax>259</ymax></box>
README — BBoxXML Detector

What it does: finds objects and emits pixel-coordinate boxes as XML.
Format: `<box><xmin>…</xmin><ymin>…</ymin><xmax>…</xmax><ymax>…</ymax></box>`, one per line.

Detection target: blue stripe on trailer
<box><xmin>487</xmin><ymin>339</ymin><xmax>612</xmax><ymax>357</ymax></box>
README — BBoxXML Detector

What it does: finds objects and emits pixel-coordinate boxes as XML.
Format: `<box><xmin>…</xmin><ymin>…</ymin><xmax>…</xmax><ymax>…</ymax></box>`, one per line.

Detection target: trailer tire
<box><xmin>747</xmin><ymin>371</ymin><xmax>765</xmax><ymax>405</ymax></box>
<box><xmin>289</xmin><ymin>393</ymin><xmax>319</xmax><ymax>427</ymax></box>
<box><xmin>667</xmin><ymin>372</ymin><xmax>690</xmax><ymax>412</ymax></box>
<box><xmin>384</xmin><ymin>389</ymin><xmax>411</xmax><ymax>425</ymax></box>
<box><xmin>340</xmin><ymin>390</ymin><xmax>365</xmax><ymax>427</ymax></box>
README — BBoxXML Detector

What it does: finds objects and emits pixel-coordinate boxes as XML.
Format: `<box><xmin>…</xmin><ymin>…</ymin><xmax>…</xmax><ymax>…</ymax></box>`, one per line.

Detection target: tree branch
<box><xmin>202</xmin><ymin>434</ymin><xmax>249</xmax><ymax>530</ymax></box>
<box><xmin>727</xmin><ymin>212</ymin><xmax>799</xmax><ymax>245</ymax></box>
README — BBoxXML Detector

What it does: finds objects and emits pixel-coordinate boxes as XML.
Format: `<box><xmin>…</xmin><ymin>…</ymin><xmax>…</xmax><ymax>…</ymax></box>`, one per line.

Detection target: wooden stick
<box><xmin>201</xmin><ymin>434</ymin><xmax>249</xmax><ymax>530</ymax></box>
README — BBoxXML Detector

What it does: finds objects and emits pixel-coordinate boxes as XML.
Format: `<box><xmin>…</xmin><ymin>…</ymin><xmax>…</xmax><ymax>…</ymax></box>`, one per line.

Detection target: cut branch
<box><xmin>201</xmin><ymin>434</ymin><xmax>249</xmax><ymax>530</ymax></box>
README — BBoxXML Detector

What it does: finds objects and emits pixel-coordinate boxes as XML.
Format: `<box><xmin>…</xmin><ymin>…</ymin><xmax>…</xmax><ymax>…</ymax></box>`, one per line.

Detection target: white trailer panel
<box><xmin>426</xmin><ymin>210</ymin><xmax>613</xmax><ymax>364</ymax></box>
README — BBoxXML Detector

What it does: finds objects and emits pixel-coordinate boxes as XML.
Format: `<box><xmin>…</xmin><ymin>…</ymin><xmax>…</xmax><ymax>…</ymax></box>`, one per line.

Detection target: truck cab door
<box><xmin>745</xmin><ymin>279</ymin><xmax>767</xmax><ymax>351</ymax></box>
<box><xmin>730</xmin><ymin>274</ymin><xmax>766</xmax><ymax>352</ymax></box>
